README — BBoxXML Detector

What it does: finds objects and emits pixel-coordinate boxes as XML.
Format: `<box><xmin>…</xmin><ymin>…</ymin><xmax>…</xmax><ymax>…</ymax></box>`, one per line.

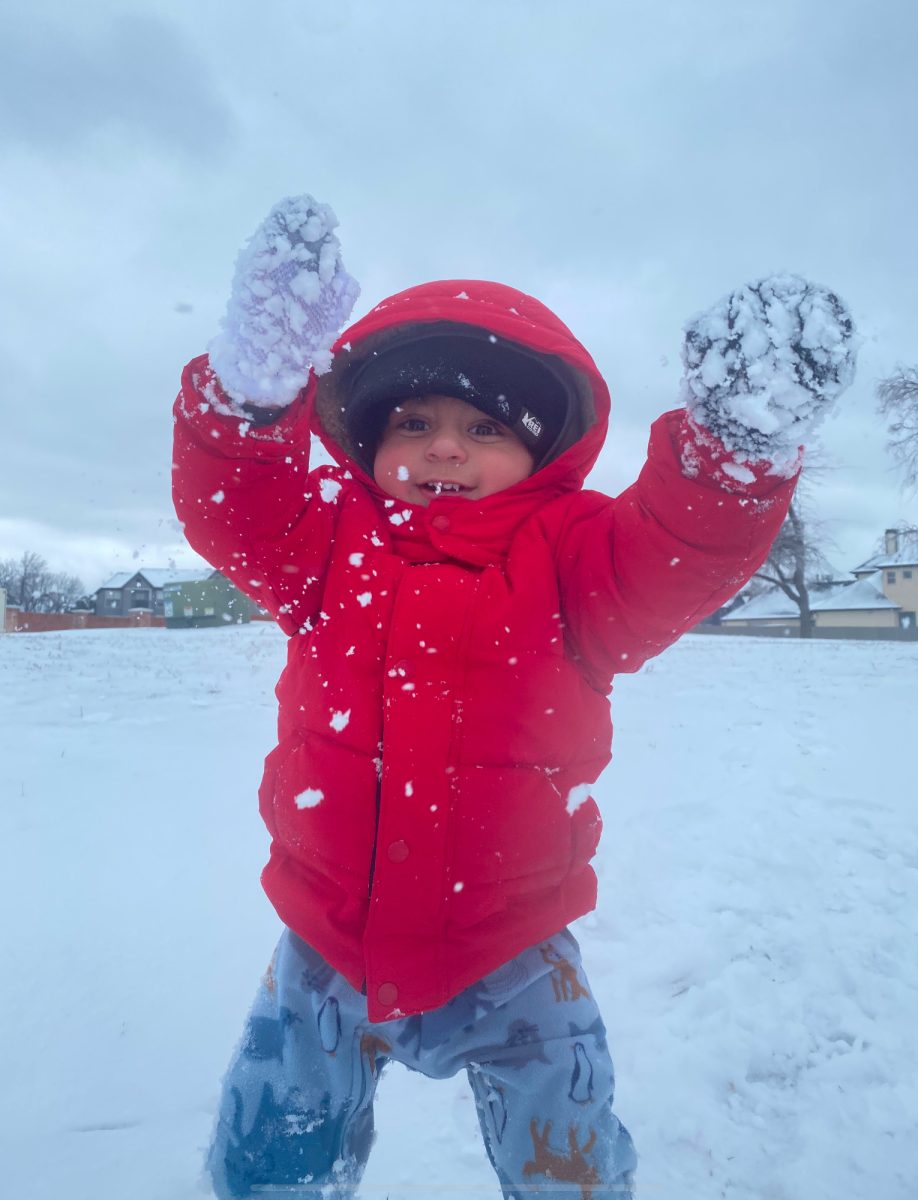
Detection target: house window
<box><xmin>905</xmin><ymin>570</ymin><xmax>913</xmax><ymax>580</ymax></box>
<box><xmin>886</xmin><ymin>571</ymin><xmax>896</xmax><ymax>584</ymax></box>
<box><xmin>130</xmin><ymin>589</ymin><xmax>151</xmax><ymax>609</ymax></box>
<box><xmin>900</xmin><ymin>612</ymin><xmax>916</xmax><ymax>629</ymax></box>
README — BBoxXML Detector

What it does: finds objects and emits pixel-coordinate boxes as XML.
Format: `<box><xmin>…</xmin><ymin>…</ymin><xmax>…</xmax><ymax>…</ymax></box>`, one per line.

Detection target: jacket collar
<box><xmin>355</xmin><ymin>448</ymin><xmax>585</xmax><ymax>568</ymax></box>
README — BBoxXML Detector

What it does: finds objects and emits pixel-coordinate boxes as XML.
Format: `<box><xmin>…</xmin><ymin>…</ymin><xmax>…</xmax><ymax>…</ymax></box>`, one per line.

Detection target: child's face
<box><xmin>373</xmin><ymin>394</ymin><xmax>534</xmax><ymax>506</ymax></box>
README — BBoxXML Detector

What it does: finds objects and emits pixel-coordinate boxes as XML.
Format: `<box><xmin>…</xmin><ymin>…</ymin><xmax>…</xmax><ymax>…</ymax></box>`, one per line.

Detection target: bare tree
<box><xmin>0</xmin><ymin>552</ymin><xmax>46</xmax><ymax>609</ymax></box>
<box><xmin>34</xmin><ymin>573</ymin><xmax>87</xmax><ymax>613</ymax></box>
<box><xmin>877</xmin><ymin>365</ymin><xmax>918</xmax><ymax>488</ymax></box>
<box><xmin>0</xmin><ymin>552</ymin><xmax>85</xmax><ymax>613</ymax></box>
<box><xmin>753</xmin><ymin>499</ymin><xmax>834</xmax><ymax>638</ymax></box>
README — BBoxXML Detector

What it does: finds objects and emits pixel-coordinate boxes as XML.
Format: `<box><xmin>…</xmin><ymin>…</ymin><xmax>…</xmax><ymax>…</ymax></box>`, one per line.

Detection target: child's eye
<box><xmin>397</xmin><ymin>416</ymin><xmax>429</xmax><ymax>432</ymax></box>
<box><xmin>470</xmin><ymin>421</ymin><xmax>502</xmax><ymax>437</ymax></box>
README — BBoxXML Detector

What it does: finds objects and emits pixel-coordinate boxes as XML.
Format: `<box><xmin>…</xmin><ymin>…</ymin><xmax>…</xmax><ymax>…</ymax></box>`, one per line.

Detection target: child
<box><xmin>173</xmin><ymin>197</ymin><xmax>856</xmax><ymax>1199</ymax></box>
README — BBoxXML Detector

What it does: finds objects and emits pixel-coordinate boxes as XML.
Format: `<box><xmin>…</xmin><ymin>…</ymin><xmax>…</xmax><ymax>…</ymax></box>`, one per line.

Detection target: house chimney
<box><xmin>885</xmin><ymin>528</ymin><xmax>899</xmax><ymax>556</ymax></box>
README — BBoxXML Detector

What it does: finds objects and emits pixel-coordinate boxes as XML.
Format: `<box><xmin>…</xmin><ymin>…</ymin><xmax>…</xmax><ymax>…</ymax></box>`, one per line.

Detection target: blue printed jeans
<box><xmin>208</xmin><ymin>928</ymin><xmax>637</xmax><ymax>1198</ymax></box>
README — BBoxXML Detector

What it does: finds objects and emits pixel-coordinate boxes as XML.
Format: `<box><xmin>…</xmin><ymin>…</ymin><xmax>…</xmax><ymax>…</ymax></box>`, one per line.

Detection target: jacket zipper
<box><xmin>368</xmin><ymin>778</ymin><xmax>381</xmax><ymax>897</ymax></box>
<box><xmin>361</xmin><ymin>779</ymin><xmax>382</xmax><ymax>997</ymax></box>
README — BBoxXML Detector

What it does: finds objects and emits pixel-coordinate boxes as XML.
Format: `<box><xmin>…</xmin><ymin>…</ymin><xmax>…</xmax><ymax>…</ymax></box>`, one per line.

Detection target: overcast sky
<box><xmin>3</xmin><ymin>0</ymin><xmax>916</xmax><ymax>591</ymax></box>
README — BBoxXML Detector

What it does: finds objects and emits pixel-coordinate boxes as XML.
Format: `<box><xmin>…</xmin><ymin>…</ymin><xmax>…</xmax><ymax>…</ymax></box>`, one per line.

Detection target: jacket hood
<box><xmin>313</xmin><ymin>279</ymin><xmax>611</xmax><ymax>495</ymax></box>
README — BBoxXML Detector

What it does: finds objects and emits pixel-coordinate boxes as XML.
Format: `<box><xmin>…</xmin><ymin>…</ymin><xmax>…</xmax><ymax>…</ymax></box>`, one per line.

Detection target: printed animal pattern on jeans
<box><xmin>207</xmin><ymin>929</ymin><xmax>637</xmax><ymax>1199</ymax></box>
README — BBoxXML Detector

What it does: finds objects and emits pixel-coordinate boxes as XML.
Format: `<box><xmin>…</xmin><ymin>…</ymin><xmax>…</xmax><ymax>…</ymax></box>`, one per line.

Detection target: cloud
<box><xmin>1</xmin><ymin>0</ymin><xmax>915</xmax><ymax>590</ymax></box>
<box><xmin>0</xmin><ymin>12</ymin><xmax>234</xmax><ymax>161</ymax></box>
<box><xmin>0</xmin><ymin>516</ymin><xmax>207</xmax><ymax>592</ymax></box>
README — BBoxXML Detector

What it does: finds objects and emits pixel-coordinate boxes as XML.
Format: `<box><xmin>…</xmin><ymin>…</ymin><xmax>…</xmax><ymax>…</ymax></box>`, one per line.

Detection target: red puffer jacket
<box><xmin>173</xmin><ymin>280</ymin><xmax>796</xmax><ymax>1022</ymax></box>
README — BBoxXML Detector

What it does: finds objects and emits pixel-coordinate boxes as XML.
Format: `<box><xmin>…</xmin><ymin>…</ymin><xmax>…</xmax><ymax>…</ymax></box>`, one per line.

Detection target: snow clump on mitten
<box><xmin>209</xmin><ymin>195</ymin><xmax>360</xmax><ymax>407</ymax></box>
<box><xmin>680</xmin><ymin>274</ymin><xmax>858</xmax><ymax>474</ymax></box>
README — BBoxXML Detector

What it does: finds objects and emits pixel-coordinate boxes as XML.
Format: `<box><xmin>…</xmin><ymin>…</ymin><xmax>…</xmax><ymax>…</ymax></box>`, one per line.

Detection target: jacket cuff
<box><xmin>175</xmin><ymin>353</ymin><xmax>314</xmax><ymax>460</ymax></box>
<box><xmin>674</xmin><ymin>409</ymin><xmax>803</xmax><ymax>493</ymax></box>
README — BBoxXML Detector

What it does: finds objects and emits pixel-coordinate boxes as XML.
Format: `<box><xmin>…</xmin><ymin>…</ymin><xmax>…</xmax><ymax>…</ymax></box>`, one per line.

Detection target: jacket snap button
<box><xmin>377</xmin><ymin>982</ymin><xmax>399</xmax><ymax>1007</ymax></box>
<box><xmin>387</xmin><ymin>839</ymin><xmax>409</xmax><ymax>863</ymax></box>
<box><xmin>431</xmin><ymin>514</ymin><xmax>450</xmax><ymax>532</ymax></box>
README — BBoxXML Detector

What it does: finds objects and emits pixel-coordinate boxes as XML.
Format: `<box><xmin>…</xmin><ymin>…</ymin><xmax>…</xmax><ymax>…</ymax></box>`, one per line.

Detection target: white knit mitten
<box><xmin>681</xmin><ymin>274</ymin><xmax>858</xmax><ymax>474</ymax></box>
<box><xmin>208</xmin><ymin>195</ymin><xmax>360</xmax><ymax>408</ymax></box>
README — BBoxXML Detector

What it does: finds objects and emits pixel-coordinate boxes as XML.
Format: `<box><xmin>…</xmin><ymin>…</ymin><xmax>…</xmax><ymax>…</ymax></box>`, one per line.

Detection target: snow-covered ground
<box><xmin>1</xmin><ymin>624</ymin><xmax>915</xmax><ymax>1200</ymax></box>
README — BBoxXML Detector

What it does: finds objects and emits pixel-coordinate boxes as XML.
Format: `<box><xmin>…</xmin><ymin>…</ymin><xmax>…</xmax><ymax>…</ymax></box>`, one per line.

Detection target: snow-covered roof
<box><xmin>852</xmin><ymin>533</ymin><xmax>918</xmax><ymax>572</ymax></box>
<box><xmin>723</xmin><ymin>590</ymin><xmax>800</xmax><ymax>621</ymax></box>
<box><xmin>814</xmin><ymin>574</ymin><xmax>901</xmax><ymax>612</ymax></box>
<box><xmin>97</xmin><ymin>568</ymin><xmax>214</xmax><ymax>591</ymax></box>
<box><xmin>724</xmin><ymin>572</ymin><xmax>900</xmax><ymax>621</ymax></box>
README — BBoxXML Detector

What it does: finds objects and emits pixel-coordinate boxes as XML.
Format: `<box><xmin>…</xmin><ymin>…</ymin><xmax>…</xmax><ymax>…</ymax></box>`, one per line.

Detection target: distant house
<box><xmin>722</xmin><ymin>528</ymin><xmax>917</xmax><ymax>634</ymax></box>
<box><xmin>850</xmin><ymin>528</ymin><xmax>918</xmax><ymax>629</ymax></box>
<box><xmin>723</xmin><ymin>574</ymin><xmax>901</xmax><ymax>632</ymax></box>
<box><xmin>93</xmin><ymin>568</ymin><xmax>217</xmax><ymax>618</ymax></box>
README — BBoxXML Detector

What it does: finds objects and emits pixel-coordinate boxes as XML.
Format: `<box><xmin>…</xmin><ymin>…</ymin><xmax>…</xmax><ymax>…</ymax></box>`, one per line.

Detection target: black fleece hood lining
<box><xmin>343</xmin><ymin>325</ymin><xmax>579</xmax><ymax>470</ymax></box>
<box><xmin>316</xmin><ymin>320</ymin><xmax>598</xmax><ymax>476</ymax></box>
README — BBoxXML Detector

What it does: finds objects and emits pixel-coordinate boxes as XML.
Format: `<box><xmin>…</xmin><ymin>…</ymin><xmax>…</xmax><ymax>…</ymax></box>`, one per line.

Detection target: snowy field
<box><xmin>1</xmin><ymin>623</ymin><xmax>915</xmax><ymax>1200</ymax></box>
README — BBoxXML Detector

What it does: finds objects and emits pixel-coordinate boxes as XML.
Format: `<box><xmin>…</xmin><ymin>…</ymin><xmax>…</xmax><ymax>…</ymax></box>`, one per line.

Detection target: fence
<box><xmin>3</xmin><ymin>608</ymin><xmax>275</xmax><ymax>634</ymax></box>
<box><xmin>3</xmin><ymin>609</ymin><xmax>167</xmax><ymax>634</ymax></box>
<box><xmin>690</xmin><ymin>623</ymin><xmax>918</xmax><ymax>643</ymax></box>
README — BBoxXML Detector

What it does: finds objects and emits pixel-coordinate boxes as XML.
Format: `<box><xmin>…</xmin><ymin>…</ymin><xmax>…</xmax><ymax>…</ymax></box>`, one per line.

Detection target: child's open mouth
<box><xmin>419</xmin><ymin>481</ymin><xmax>470</xmax><ymax>496</ymax></box>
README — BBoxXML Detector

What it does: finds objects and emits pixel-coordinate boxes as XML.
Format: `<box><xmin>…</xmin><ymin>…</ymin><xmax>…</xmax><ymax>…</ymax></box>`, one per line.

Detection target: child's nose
<box><xmin>426</xmin><ymin>431</ymin><xmax>467</xmax><ymax>461</ymax></box>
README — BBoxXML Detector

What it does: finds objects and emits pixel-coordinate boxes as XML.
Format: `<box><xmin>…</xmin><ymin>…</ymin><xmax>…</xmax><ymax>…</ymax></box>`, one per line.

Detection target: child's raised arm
<box><xmin>555</xmin><ymin>275</ymin><xmax>858</xmax><ymax>687</ymax></box>
<box><xmin>172</xmin><ymin>197</ymin><xmax>359</xmax><ymax>630</ymax></box>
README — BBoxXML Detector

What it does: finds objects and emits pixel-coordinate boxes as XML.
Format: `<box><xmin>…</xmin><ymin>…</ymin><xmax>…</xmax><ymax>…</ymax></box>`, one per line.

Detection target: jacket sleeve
<box><xmin>171</xmin><ymin>353</ymin><xmax>338</xmax><ymax>636</ymax></box>
<box><xmin>553</xmin><ymin>408</ymin><xmax>797</xmax><ymax>689</ymax></box>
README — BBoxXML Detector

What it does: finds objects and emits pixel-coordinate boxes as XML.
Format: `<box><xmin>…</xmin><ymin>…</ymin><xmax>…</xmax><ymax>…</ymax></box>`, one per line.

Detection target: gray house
<box><xmin>93</xmin><ymin>568</ymin><xmax>216</xmax><ymax>617</ymax></box>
